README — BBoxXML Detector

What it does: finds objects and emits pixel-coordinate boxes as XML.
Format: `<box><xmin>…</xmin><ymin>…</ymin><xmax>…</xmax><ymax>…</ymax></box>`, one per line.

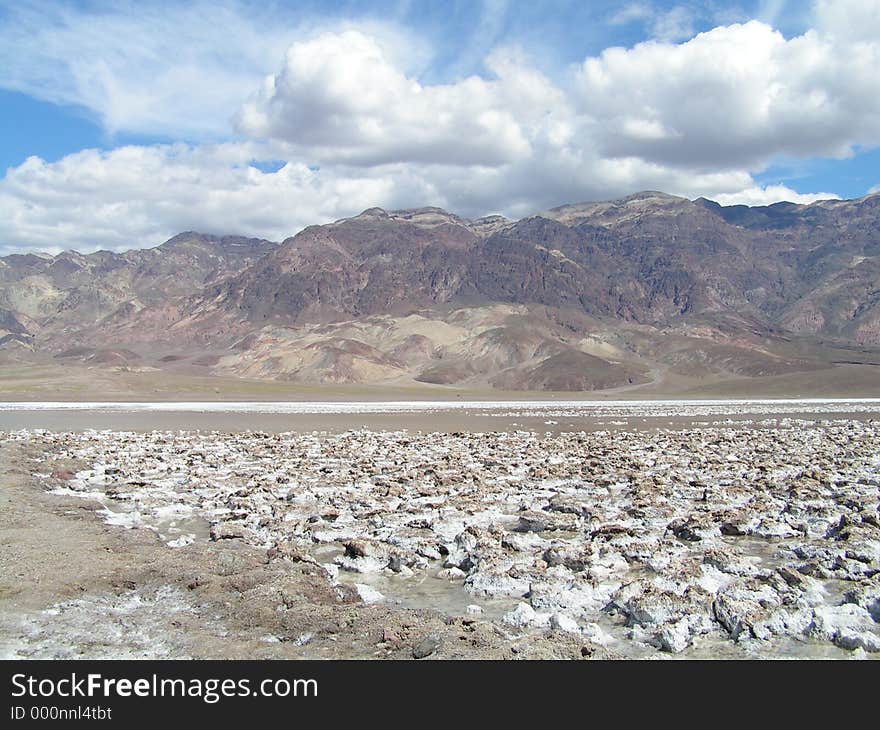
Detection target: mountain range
<box><xmin>3</xmin><ymin>190</ymin><xmax>880</xmax><ymax>394</ymax></box>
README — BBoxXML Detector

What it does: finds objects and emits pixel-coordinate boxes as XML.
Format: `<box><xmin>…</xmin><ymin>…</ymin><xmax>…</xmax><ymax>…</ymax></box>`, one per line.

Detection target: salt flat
<box><xmin>4</xmin><ymin>401</ymin><xmax>878</xmax><ymax>659</ymax></box>
<box><xmin>2</xmin><ymin>397</ymin><xmax>880</xmax><ymax>413</ymax></box>
<box><xmin>1</xmin><ymin>398</ymin><xmax>879</xmax><ymax>435</ymax></box>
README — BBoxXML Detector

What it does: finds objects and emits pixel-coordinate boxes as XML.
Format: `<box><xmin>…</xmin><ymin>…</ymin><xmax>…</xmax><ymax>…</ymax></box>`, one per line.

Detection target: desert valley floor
<box><xmin>1</xmin><ymin>399</ymin><xmax>879</xmax><ymax>660</ymax></box>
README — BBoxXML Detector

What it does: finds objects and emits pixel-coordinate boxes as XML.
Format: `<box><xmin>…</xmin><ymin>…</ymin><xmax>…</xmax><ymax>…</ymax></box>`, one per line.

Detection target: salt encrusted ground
<box><xmin>3</xmin><ymin>401</ymin><xmax>878</xmax><ymax>659</ymax></box>
<box><xmin>1</xmin><ymin>398</ymin><xmax>879</xmax><ymax>415</ymax></box>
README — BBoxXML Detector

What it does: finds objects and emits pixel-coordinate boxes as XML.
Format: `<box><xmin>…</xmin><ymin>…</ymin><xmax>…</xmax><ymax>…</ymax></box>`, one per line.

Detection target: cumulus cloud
<box><xmin>708</xmin><ymin>185</ymin><xmax>840</xmax><ymax>207</ymax></box>
<box><xmin>0</xmin><ymin>144</ymin><xmax>401</xmax><ymax>253</ymax></box>
<box><xmin>2</xmin><ymin>0</ymin><xmax>879</xmax><ymax>252</ymax></box>
<box><xmin>240</xmin><ymin>9</ymin><xmax>880</xmax><ymax>176</ymax></box>
<box><xmin>232</xmin><ymin>6</ymin><xmax>878</xmax><ymax>207</ymax></box>
<box><xmin>237</xmin><ymin>33</ymin><xmax>542</xmax><ymax>166</ymax></box>
<box><xmin>0</xmin><ymin>141</ymin><xmax>761</xmax><ymax>255</ymax></box>
<box><xmin>575</xmin><ymin>19</ymin><xmax>880</xmax><ymax>168</ymax></box>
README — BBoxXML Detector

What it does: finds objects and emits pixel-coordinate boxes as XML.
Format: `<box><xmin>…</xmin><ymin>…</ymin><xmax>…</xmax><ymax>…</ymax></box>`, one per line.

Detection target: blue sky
<box><xmin>0</xmin><ymin>0</ymin><xmax>878</xmax><ymax>253</ymax></box>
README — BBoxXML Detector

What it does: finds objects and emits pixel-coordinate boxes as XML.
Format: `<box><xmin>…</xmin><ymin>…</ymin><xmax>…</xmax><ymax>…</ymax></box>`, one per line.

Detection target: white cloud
<box><xmin>608</xmin><ymin>3</ymin><xmax>656</xmax><ymax>26</ymax></box>
<box><xmin>0</xmin><ymin>144</ymin><xmax>401</xmax><ymax>254</ymax></box>
<box><xmin>0</xmin><ymin>140</ymin><xmax>778</xmax><ymax>256</ymax></box>
<box><xmin>608</xmin><ymin>3</ymin><xmax>697</xmax><ymax>42</ymax></box>
<box><xmin>813</xmin><ymin>0</ymin><xmax>880</xmax><ymax>43</ymax></box>
<box><xmin>0</xmin><ymin>1</ymin><xmax>425</xmax><ymax>140</ymax></box>
<box><xmin>237</xmin><ymin>33</ymin><xmax>545</xmax><ymax>166</ymax></box>
<box><xmin>241</xmin><ymin>9</ymin><xmax>880</xmax><ymax>176</ymax></box>
<box><xmin>575</xmin><ymin>18</ymin><xmax>880</xmax><ymax>169</ymax></box>
<box><xmin>650</xmin><ymin>6</ymin><xmax>697</xmax><ymax>42</ymax></box>
<box><xmin>3</xmin><ymin>0</ymin><xmax>880</xmax><ymax>252</ymax></box>
<box><xmin>707</xmin><ymin>184</ymin><xmax>840</xmax><ymax>207</ymax></box>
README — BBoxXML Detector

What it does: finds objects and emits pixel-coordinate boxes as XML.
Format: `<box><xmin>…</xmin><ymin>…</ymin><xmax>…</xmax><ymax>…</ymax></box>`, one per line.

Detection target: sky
<box><xmin>0</xmin><ymin>0</ymin><xmax>878</xmax><ymax>254</ymax></box>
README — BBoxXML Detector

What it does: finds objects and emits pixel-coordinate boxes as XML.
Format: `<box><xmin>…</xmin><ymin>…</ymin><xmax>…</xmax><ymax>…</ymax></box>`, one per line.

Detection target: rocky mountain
<box><xmin>3</xmin><ymin>192</ymin><xmax>880</xmax><ymax>392</ymax></box>
<box><xmin>0</xmin><ymin>233</ymin><xmax>275</xmax><ymax>361</ymax></box>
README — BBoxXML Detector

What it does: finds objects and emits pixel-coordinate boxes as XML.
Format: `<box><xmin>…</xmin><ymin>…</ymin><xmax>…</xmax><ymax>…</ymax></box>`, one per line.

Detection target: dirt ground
<box><xmin>0</xmin><ymin>439</ymin><xmax>613</xmax><ymax>660</ymax></box>
<box><xmin>1</xmin><ymin>361</ymin><xmax>879</xmax><ymax>403</ymax></box>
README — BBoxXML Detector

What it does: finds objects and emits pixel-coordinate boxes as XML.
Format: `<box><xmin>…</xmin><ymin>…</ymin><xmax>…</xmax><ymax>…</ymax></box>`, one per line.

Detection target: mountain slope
<box><xmin>2</xmin><ymin>192</ymin><xmax>880</xmax><ymax>391</ymax></box>
<box><xmin>0</xmin><ymin>233</ymin><xmax>275</xmax><ymax>334</ymax></box>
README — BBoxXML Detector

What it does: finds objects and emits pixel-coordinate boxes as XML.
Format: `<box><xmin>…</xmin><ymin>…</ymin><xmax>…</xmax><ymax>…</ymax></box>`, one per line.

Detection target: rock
<box><xmin>549</xmin><ymin>613</ymin><xmax>581</xmax><ymax>634</ymax></box>
<box><xmin>166</xmin><ymin>535</ymin><xmax>194</xmax><ymax>548</ymax></box>
<box><xmin>515</xmin><ymin>511</ymin><xmax>577</xmax><ymax>533</ymax></box>
<box><xmin>353</xmin><ymin>583</ymin><xmax>385</xmax><ymax>605</ymax></box>
<box><xmin>412</xmin><ymin>634</ymin><xmax>442</xmax><ymax>659</ymax></box>
<box><xmin>623</xmin><ymin>588</ymin><xmax>683</xmax><ymax>627</ymax></box>
<box><xmin>653</xmin><ymin>618</ymin><xmax>692</xmax><ymax>654</ymax></box>
<box><xmin>842</xmin><ymin>583</ymin><xmax>880</xmax><ymax>622</ymax></box>
<box><xmin>667</xmin><ymin>515</ymin><xmax>716</xmax><ymax>542</ymax></box>
<box><xmin>751</xmin><ymin>519</ymin><xmax>798</xmax><ymax>539</ymax></box>
<box><xmin>465</xmin><ymin>604</ymin><xmax>483</xmax><ymax>615</ymax></box>
<box><xmin>503</xmin><ymin>602</ymin><xmax>537</xmax><ymax>628</ymax></box>
<box><xmin>343</xmin><ymin>539</ymin><xmax>373</xmax><ymax>558</ymax></box>
<box><xmin>465</xmin><ymin>570</ymin><xmax>531</xmax><ymax>598</ymax></box>
<box><xmin>756</xmin><ymin>606</ymin><xmax>814</xmax><ymax>637</ymax></box>
<box><xmin>581</xmin><ymin>622</ymin><xmax>615</xmax><ymax>647</ymax></box>
<box><xmin>542</xmin><ymin>546</ymin><xmax>589</xmax><ymax>572</ymax></box>
<box><xmin>209</xmin><ymin>522</ymin><xmax>247</xmax><ymax>541</ymax></box>
<box><xmin>546</xmin><ymin>495</ymin><xmax>592</xmax><ymax>517</ymax></box>
<box><xmin>834</xmin><ymin>630</ymin><xmax>880</xmax><ymax>652</ymax></box>
<box><xmin>503</xmin><ymin>533</ymin><xmax>549</xmax><ymax>553</ymax></box>
<box><xmin>777</xmin><ymin>566</ymin><xmax>804</xmax><ymax>588</ymax></box>
<box><xmin>809</xmin><ymin>604</ymin><xmax>879</xmax><ymax>651</ymax></box>
<box><xmin>712</xmin><ymin>582</ymin><xmax>781</xmax><ymax>641</ymax></box>
<box><xmin>416</xmin><ymin>545</ymin><xmax>442</xmax><ymax>561</ymax></box>
<box><xmin>438</xmin><ymin>567</ymin><xmax>467</xmax><ymax>579</ymax></box>
<box><xmin>337</xmin><ymin>584</ymin><xmax>362</xmax><ymax>604</ymax></box>
<box><xmin>266</xmin><ymin>541</ymin><xmax>317</xmax><ymax>564</ymax></box>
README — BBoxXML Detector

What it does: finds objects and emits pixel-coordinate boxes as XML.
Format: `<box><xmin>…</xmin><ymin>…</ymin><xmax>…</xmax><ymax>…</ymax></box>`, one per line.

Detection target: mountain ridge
<box><xmin>2</xmin><ymin>191</ymin><xmax>879</xmax><ymax>392</ymax></box>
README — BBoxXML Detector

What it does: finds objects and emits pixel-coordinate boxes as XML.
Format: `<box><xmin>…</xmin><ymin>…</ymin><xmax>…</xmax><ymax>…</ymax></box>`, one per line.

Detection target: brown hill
<box><xmin>3</xmin><ymin>192</ymin><xmax>880</xmax><ymax>392</ymax></box>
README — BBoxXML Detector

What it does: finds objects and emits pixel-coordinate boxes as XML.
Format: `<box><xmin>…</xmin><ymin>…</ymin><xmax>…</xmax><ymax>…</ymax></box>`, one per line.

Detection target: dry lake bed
<box><xmin>1</xmin><ymin>399</ymin><xmax>879</xmax><ymax>660</ymax></box>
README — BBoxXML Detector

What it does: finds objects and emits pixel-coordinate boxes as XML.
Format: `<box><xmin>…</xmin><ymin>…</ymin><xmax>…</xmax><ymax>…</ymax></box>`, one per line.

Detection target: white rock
<box><xmin>166</xmin><ymin>534</ymin><xmax>195</xmax><ymax>548</ymax></box>
<box><xmin>416</xmin><ymin>546</ymin><xmax>442</xmax><ymax>561</ymax></box>
<box><xmin>757</xmin><ymin>606</ymin><xmax>814</xmax><ymax>637</ymax></box>
<box><xmin>834</xmin><ymin>629</ymin><xmax>880</xmax><ymax>653</ymax></box>
<box><xmin>354</xmin><ymin>583</ymin><xmax>385</xmax><ymax>605</ymax></box>
<box><xmin>334</xmin><ymin>555</ymin><xmax>388</xmax><ymax>574</ymax></box>
<box><xmin>503</xmin><ymin>602</ymin><xmax>537</xmax><ymax>628</ymax></box>
<box><xmin>384</xmin><ymin>564</ymin><xmax>415</xmax><ymax>578</ymax></box>
<box><xmin>654</xmin><ymin>618</ymin><xmax>692</xmax><ymax>654</ymax></box>
<box><xmin>438</xmin><ymin>567</ymin><xmax>467</xmax><ymax>580</ymax></box>
<box><xmin>549</xmin><ymin>613</ymin><xmax>581</xmax><ymax>634</ymax></box>
<box><xmin>465</xmin><ymin>571</ymin><xmax>530</xmax><ymax>598</ymax></box>
<box><xmin>581</xmin><ymin>622</ymin><xmax>616</xmax><ymax>646</ymax></box>
<box><xmin>809</xmin><ymin>604</ymin><xmax>877</xmax><ymax>647</ymax></box>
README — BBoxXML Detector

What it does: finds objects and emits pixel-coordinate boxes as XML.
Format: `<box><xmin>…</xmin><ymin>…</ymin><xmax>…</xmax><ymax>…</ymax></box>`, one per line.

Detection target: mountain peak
<box><xmin>619</xmin><ymin>190</ymin><xmax>684</xmax><ymax>203</ymax></box>
<box><xmin>389</xmin><ymin>207</ymin><xmax>469</xmax><ymax>229</ymax></box>
<box><xmin>354</xmin><ymin>207</ymin><xmax>390</xmax><ymax>219</ymax></box>
<box><xmin>333</xmin><ymin>205</ymin><xmax>477</xmax><ymax>232</ymax></box>
<box><xmin>542</xmin><ymin>190</ymin><xmax>693</xmax><ymax>226</ymax></box>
